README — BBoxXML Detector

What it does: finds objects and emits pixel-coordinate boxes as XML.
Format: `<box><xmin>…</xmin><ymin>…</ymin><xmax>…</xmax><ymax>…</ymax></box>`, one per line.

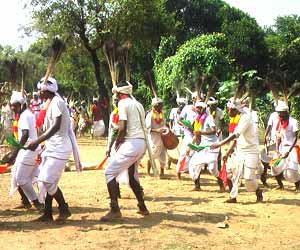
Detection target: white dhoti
<box><xmin>150</xmin><ymin>142</ymin><xmax>166</xmax><ymax>169</ymax></box>
<box><xmin>105</xmin><ymin>138</ymin><xmax>146</xmax><ymax>183</ymax></box>
<box><xmin>230</xmin><ymin>153</ymin><xmax>259</xmax><ymax>199</ymax></box>
<box><xmin>37</xmin><ymin>151</ymin><xmax>71</xmax><ymax>200</ymax></box>
<box><xmin>10</xmin><ymin>149</ymin><xmax>39</xmax><ymax>201</ymax></box>
<box><xmin>271</xmin><ymin>146</ymin><xmax>300</xmax><ymax>183</ymax></box>
<box><xmin>189</xmin><ymin>147</ymin><xmax>220</xmax><ymax>180</ymax></box>
<box><xmin>260</xmin><ymin>142</ymin><xmax>276</xmax><ymax>163</ymax></box>
<box><xmin>92</xmin><ymin>120</ymin><xmax>105</xmax><ymax>137</ymax></box>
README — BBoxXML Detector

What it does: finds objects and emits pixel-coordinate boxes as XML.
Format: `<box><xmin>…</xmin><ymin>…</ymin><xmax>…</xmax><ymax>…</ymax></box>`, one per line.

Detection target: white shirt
<box><xmin>118</xmin><ymin>97</ymin><xmax>145</xmax><ymax>139</ymax></box>
<box><xmin>15</xmin><ymin>109</ymin><xmax>38</xmax><ymax>165</ymax></box>
<box><xmin>267</xmin><ymin>112</ymin><xmax>279</xmax><ymax>142</ymax></box>
<box><xmin>200</xmin><ymin>115</ymin><xmax>218</xmax><ymax>145</ymax></box>
<box><xmin>169</xmin><ymin>107</ymin><xmax>183</xmax><ymax>136</ymax></box>
<box><xmin>279</xmin><ymin>116</ymin><xmax>299</xmax><ymax>148</ymax></box>
<box><xmin>44</xmin><ymin>96</ymin><xmax>72</xmax><ymax>159</ymax></box>
<box><xmin>234</xmin><ymin>113</ymin><xmax>259</xmax><ymax>154</ymax></box>
<box><xmin>179</xmin><ymin>104</ymin><xmax>197</xmax><ymax>138</ymax></box>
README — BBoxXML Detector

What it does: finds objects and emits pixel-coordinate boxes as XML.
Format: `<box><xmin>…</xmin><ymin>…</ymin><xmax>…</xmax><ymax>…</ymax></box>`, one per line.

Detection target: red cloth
<box><xmin>35</xmin><ymin>109</ymin><xmax>46</xmax><ymax>129</ymax></box>
<box><xmin>276</xmin><ymin>117</ymin><xmax>289</xmax><ymax>131</ymax></box>
<box><xmin>178</xmin><ymin>155</ymin><xmax>187</xmax><ymax>172</ymax></box>
<box><xmin>91</xmin><ymin>104</ymin><xmax>103</xmax><ymax>121</ymax></box>
<box><xmin>218</xmin><ymin>161</ymin><xmax>227</xmax><ymax>188</ymax></box>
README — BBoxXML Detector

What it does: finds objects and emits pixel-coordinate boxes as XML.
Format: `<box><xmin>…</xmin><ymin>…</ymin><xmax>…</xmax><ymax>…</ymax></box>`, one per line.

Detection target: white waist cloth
<box><xmin>15</xmin><ymin>148</ymin><xmax>39</xmax><ymax>166</ymax></box>
<box><xmin>189</xmin><ymin>147</ymin><xmax>220</xmax><ymax>180</ymax></box>
<box><xmin>38</xmin><ymin>156</ymin><xmax>70</xmax><ymax>184</ymax></box>
<box><xmin>105</xmin><ymin>138</ymin><xmax>146</xmax><ymax>183</ymax></box>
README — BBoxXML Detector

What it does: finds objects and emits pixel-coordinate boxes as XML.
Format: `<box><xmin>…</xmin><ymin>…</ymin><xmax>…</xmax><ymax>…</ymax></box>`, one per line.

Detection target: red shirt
<box><xmin>91</xmin><ymin>104</ymin><xmax>103</xmax><ymax>121</ymax></box>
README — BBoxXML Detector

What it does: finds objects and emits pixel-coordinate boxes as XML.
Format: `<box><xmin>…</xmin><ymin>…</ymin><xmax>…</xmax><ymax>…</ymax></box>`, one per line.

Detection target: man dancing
<box><xmin>188</xmin><ymin>101</ymin><xmax>224</xmax><ymax>191</ymax></box>
<box><xmin>211</xmin><ymin>98</ymin><xmax>263</xmax><ymax>203</ymax></box>
<box><xmin>8</xmin><ymin>91</ymin><xmax>43</xmax><ymax>210</ymax></box>
<box><xmin>145</xmin><ymin>97</ymin><xmax>167</xmax><ymax>177</ymax></box>
<box><xmin>101</xmin><ymin>81</ymin><xmax>149</xmax><ymax>222</ymax></box>
<box><xmin>28</xmin><ymin>77</ymin><xmax>80</xmax><ymax>222</ymax></box>
<box><xmin>270</xmin><ymin>101</ymin><xmax>300</xmax><ymax>191</ymax></box>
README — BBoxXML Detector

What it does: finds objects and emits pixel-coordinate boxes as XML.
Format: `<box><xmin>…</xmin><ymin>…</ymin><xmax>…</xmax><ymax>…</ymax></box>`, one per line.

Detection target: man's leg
<box><xmin>35</xmin><ymin>192</ymin><xmax>54</xmax><ymax>222</ymax></box>
<box><xmin>52</xmin><ymin>186</ymin><xmax>72</xmax><ymax>221</ymax></box>
<box><xmin>128</xmin><ymin>164</ymin><xmax>149</xmax><ymax>216</ymax></box>
<box><xmin>20</xmin><ymin>182</ymin><xmax>43</xmax><ymax>210</ymax></box>
<box><xmin>100</xmin><ymin>178</ymin><xmax>122</xmax><ymax>221</ymax></box>
<box><xmin>14</xmin><ymin>186</ymin><xmax>32</xmax><ymax>209</ymax></box>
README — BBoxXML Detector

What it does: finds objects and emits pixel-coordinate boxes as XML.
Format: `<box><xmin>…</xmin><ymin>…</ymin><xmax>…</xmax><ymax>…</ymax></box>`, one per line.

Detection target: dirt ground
<box><xmin>1</xmin><ymin>137</ymin><xmax>300</xmax><ymax>250</ymax></box>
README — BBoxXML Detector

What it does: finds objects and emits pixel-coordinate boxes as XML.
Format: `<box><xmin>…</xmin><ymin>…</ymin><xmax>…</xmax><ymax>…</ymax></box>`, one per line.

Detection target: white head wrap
<box><xmin>10</xmin><ymin>91</ymin><xmax>25</xmax><ymax>105</ymax></box>
<box><xmin>112</xmin><ymin>81</ymin><xmax>133</xmax><ymax>95</ymax></box>
<box><xmin>176</xmin><ymin>97</ymin><xmax>187</xmax><ymax>105</ymax></box>
<box><xmin>227</xmin><ymin>97</ymin><xmax>243</xmax><ymax>112</ymax></box>
<box><xmin>151</xmin><ymin>97</ymin><xmax>163</xmax><ymax>106</ymax></box>
<box><xmin>37</xmin><ymin>76</ymin><xmax>58</xmax><ymax>93</ymax></box>
<box><xmin>275</xmin><ymin>100</ymin><xmax>289</xmax><ymax>112</ymax></box>
<box><xmin>207</xmin><ymin>97</ymin><xmax>218</xmax><ymax>105</ymax></box>
<box><xmin>93</xmin><ymin>97</ymin><xmax>99</xmax><ymax>102</ymax></box>
<box><xmin>192</xmin><ymin>91</ymin><xmax>198</xmax><ymax>99</ymax></box>
<box><xmin>195</xmin><ymin>100</ymin><xmax>207</xmax><ymax>108</ymax></box>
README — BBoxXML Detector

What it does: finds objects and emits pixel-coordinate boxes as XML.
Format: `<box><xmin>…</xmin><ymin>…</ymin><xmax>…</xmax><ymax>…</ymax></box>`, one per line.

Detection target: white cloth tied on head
<box><xmin>207</xmin><ymin>97</ymin><xmax>218</xmax><ymax>105</ymax></box>
<box><xmin>227</xmin><ymin>97</ymin><xmax>243</xmax><ymax>112</ymax></box>
<box><xmin>275</xmin><ymin>100</ymin><xmax>289</xmax><ymax>112</ymax></box>
<box><xmin>112</xmin><ymin>81</ymin><xmax>133</xmax><ymax>95</ymax></box>
<box><xmin>37</xmin><ymin>76</ymin><xmax>58</xmax><ymax>93</ymax></box>
<box><xmin>93</xmin><ymin>97</ymin><xmax>99</xmax><ymax>102</ymax></box>
<box><xmin>195</xmin><ymin>100</ymin><xmax>207</xmax><ymax>108</ymax></box>
<box><xmin>151</xmin><ymin>97</ymin><xmax>163</xmax><ymax>106</ymax></box>
<box><xmin>192</xmin><ymin>91</ymin><xmax>198</xmax><ymax>98</ymax></box>
<box><xmin>176</xmin><ymin>97</ymin><xmax>187</xmax><ymax>104</ymax></box>
<box><xmin>10</xmin><ymin>91</ymin><xmax>25</xmax><ymax>105</ymax></box>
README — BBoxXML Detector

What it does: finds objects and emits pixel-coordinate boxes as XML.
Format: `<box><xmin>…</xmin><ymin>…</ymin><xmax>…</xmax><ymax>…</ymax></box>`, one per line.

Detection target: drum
<box><xmin>161</xmin><ymin>127</ymin><xmax>179</xmax><ymax>150</ymax></box>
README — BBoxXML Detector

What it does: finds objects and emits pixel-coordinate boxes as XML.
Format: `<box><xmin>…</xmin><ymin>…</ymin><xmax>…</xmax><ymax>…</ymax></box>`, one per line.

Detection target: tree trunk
<box><xmin>89</xmin><ymin>49</ymin><xmax>110</xmax><ymax>135</ymax></box>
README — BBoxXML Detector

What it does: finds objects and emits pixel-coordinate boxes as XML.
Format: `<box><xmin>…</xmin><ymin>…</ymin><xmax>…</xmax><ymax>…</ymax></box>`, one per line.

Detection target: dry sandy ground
<box><xmin>1</xmin><ymin>137</ymin><xmax>300</xmax><ymax>250</ymax></box>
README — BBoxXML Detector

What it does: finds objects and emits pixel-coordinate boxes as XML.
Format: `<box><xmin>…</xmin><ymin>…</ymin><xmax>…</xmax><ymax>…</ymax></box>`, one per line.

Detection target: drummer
<box><xmin>145</xmin><ymin>97</ymin><xmax>167</xmax><ymax>178</ymax></box>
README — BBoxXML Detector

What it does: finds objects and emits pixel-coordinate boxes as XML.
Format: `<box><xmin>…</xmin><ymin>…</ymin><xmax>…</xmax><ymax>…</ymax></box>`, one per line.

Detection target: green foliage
<box><xmin>155</xmin><ymin>33</ymin><xmax>232</xmax><ymax>104</ymax></box>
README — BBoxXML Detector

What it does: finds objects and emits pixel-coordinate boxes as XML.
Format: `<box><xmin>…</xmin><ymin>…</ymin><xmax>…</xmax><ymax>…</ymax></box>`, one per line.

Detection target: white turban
<box><xmin>10</xmin><ymin>91</ymin><xmax>25</xmax><ymax>105</ymax></box>
<box><xmin>195</xmin><ymin>101</ymin><xmax>207</xmax><ymax>108</ymax></box>
<box><xmin>176</xmin><ymin>97</ymin><xmax>187</xmax><ymax>105</ymax></box>
<box><xmin>93</xmin><ymin>97</ymin><xmax>99</xmax><ymax>102</ymax></box>
<box><xmin>207</xmin><ymin>97</ymin><xmax>218</xmax><ymax>105</ymax></box>
<box><xmin>151</xmin><ymin>97</ymin><xmax>163</xmax><ymax>106</ymax></box>
<box><xmin>112</xmin><ymin>81</ymin><xmax>133</xmax><ymax>95</ymax></box>
<box><xmin>275</xmin><ymin>100</ymin><xmax>289</xmax><ymax>112</ymax></box>
<box><xmin>192</xmin><ymin>91</ymin><xmax>198</xmax><ymax>99</ymax></box>
<box><xmin>227</xmin><ymin>97</ymin><xmax>243</xmax><ymax>112</ymax></box>
<box><xmin>37</xmin><ymin>76</ymin><xmax>58</xmax><ymax>93</ymax></box>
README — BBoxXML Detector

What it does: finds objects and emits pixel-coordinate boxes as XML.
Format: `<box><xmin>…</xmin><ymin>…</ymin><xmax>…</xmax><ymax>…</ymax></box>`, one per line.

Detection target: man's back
<box><xmin>118</xmin><ymin>97</ymin><xmax>145</xmax><ymax>139</ymax></box>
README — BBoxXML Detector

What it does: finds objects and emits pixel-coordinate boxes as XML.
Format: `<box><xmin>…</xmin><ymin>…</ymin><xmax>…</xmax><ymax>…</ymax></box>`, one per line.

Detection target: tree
<box><xmin>154</xmin><ymin>33</ymin><xmax>232</xmax><ymax>104</ymax></box>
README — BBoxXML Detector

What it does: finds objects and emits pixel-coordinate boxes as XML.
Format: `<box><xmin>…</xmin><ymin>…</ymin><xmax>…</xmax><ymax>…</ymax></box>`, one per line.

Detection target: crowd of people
<box><xmin>1</xmin><ymin>76</ymin><xmax>300</xmax><ymax>223</ymax></box>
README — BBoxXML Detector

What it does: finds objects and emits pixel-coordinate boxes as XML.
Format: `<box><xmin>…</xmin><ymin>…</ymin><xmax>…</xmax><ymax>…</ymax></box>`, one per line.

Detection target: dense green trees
<box><xmin>0</xmin><ymin>0</ymin><xmax>299</xmax><ymax>123</ymax></box>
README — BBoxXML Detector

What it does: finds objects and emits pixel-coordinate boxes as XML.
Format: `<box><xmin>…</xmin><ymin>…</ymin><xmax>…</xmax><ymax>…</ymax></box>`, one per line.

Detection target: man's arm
<box><xmin>27</xmin><ymin>116</ymin><xmax>62</xmax><ymax>150</ymax></box>
<box><xmin>282</xmin><ymin>131</ymin><xmax>299</xmax><ymax>158</ymax></box>
<box><xmin>8</xmin><ymin>129</ymin><xmax>29</xmax><ymax>164</ymax></box>
<box><xmin>115</xmin><ymin>120</ymin><xmax>127</xmax><ymax>149</ymax></box>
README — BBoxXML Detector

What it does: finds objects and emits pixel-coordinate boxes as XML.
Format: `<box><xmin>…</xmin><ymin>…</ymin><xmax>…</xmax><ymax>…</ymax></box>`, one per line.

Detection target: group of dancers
<box><xmin>4</xmin><ymin>77</ymin><xmax>300</xmax><ymax>223</ymax></box>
